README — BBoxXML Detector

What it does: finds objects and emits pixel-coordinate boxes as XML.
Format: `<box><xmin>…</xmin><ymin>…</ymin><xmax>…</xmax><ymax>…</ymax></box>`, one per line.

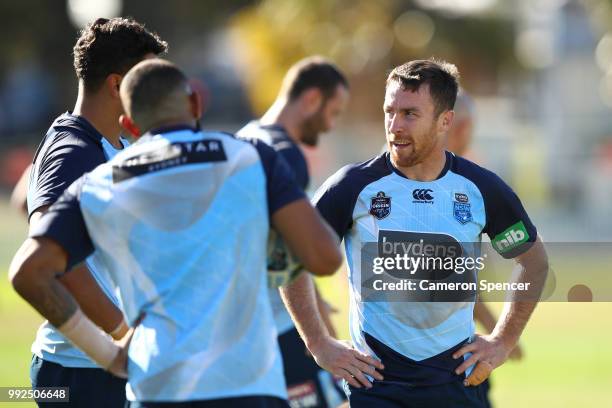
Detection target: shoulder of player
<box><xmin>316</xmin><ymin>154</ymin><xmax>390</xmax><ymax>199</ymax></box>
<box><xmin>204</xmin><ymin>131</ymin><xmax>281</xmax><ymax>167</ymax></box>
<box><xmin>330</xmin><ymin>154</ymin><xmax>389</xmax><ymax>186</ymax></box>
<box><xmin>449</xmin><ymin>153</ymin><xmax>516</xmax><ymax>198</ymax></box>
<box><xmin>236</xmin><ymin>124</ymin><xmax>297</xmax><ymax>153</ymax></box>
<box><xmin>37</xmin><ymin>128</ymin><xmax>106</xmax><ymax>167</ymax></box>
<box><xmin>450</xmin><ymin>155</ymin><xmax>507</xmax><ymax>190</ymax></box>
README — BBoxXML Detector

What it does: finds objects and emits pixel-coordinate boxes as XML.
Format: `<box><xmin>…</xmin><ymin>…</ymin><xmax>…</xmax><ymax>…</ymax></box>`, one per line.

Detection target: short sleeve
<box><xmin>252</xmin><ymin>140</ymin><xmax>305</xmax><ymax>216</ymax></box>
<box><xmin>312</xmin><ymin>165</ymin><xmax>356</xmax><ymax>239</ymax></box>
<box><xmin>483</xmin><ymin>175</ymin><xmax>537</xmax><ymax>259</ymax></box>
<box><xmin>274</xmin><ymin>143</ymin><xmax>309</xmax><ymax>190</ymax></box>
<box><xmin>28</xmin><ymin>141</ymin><xmax>104</xmax><ymax>217</ymax></box>
<box><xmin>29</xmin><ymin>176</ymin><xmax>95</xmax><ymax>270</ymax></box>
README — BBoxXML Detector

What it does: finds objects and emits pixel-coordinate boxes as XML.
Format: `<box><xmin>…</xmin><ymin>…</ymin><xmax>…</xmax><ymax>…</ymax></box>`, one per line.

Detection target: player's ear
<box><xmin>188</xmin><ymin>88</ymin><xmax>202</xmax><ymax>121</ymax></box>
<box><xmin>119</xmin><ymin>115</ymin><xmax>141</xmax><ymax>138</ymax></box>
<box><xmin>301</xmin><ymin>88</ymin><xmax>324</xmax><ymax>115</ymax></box>
<box><xmin>438</xmin><ymin>110</ymin><xmax>454</xmax><ymax>134</ymax></box>
<box><xmin>106</xmin><ymin>74</ymin><xmax>123</xmax><ymax>99</ymax></box>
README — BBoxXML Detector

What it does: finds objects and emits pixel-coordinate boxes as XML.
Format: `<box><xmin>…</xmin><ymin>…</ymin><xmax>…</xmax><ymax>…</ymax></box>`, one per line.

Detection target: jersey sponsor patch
<box><xmin>112</xmin><ymin>139</ymin><xmax>227</xmax><ymax>182</ymax></box>
<box><xmin>370</xmin><ymin>191</ymin><xmax>391</xmax><ymax>219</ymax></box>
<box><xmin>491</xmin><ymin>221</ymin><xmax>530</xmax><ymax>254</ymax></box>
<box><xmin>377</xmin><ymin>230</ymin><xmax>463</xmax><ymax>281</ymax></box>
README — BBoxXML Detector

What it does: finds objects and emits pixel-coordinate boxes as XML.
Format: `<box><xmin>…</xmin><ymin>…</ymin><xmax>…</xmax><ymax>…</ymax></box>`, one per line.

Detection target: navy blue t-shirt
<box><xmin>27</xmin><ymin>112</ymin><xmax>108</xmax><ymax>217</ymax></box>
<box><xmin>27</xmin><ymin>111</ymin><xmax>128</xmax><ymax>368</ymax></box>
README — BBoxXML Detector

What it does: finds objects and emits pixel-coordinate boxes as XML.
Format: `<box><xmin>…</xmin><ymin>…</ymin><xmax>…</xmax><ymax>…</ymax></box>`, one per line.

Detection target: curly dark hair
<box><xmin>73</xmin><ymin>17</ymin><xmax>168</xmax><ymax>91</ymax></box>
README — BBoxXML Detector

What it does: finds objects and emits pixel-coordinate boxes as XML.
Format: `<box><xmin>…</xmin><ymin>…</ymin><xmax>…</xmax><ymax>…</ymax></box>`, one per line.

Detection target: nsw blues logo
<box><xmin>453</xmin><ymin>193</ymin><xmax>472</xmax><ymax>224</ymax></box>
<box><xmin>370</xmin><ymin>191</ymin><xmax>391</xmax><ymax>220</ymax></box>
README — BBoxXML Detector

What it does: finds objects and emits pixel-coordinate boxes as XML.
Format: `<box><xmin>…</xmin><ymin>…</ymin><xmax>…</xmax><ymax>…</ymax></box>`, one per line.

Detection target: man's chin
<box><xmin>391</xmin><ymin>153</ymin><xmax>418</xmax><ymax>168</ymax></box>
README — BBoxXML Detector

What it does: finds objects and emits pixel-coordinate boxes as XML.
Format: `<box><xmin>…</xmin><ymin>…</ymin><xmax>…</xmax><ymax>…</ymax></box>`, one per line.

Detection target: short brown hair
<box><xmin>280</xmin><ymin>56</ymin><xmax>349</xmax><ymax>101</ymax></box>
<box><xmin>120</xmin><ymin>59</ymin><xmax>190</xmax><ymax>132</ymax></box>
<box><xmin>73</xmin><ymin>17</ymin><xmax>168</xmax><ymax>91</ymax></box>
<box><xmin>387</xmin><ymin>59</ymin><xmax>459</xmax><ymax>116</ymax></box>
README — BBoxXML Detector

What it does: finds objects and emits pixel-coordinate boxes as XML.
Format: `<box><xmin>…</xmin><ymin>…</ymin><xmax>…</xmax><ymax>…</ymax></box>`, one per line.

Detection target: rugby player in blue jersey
<box><xmin>282</xmin><ymin>59</ymin><xmax>549</xmax><ymax>407</ymax></box>
<box><xmin>9</xmin><ymin>58</ymin><xmax>344</xmax><ymax>407</ymax></box>
<box><xmin>238</xmin><ymin>56</ymin><xmax>350</xmax><ymax>408</ymax></box>
<box><xmin>21</xmin><ymin>18</ymin><xmax>167</xmax><ymax>407</ymax></box>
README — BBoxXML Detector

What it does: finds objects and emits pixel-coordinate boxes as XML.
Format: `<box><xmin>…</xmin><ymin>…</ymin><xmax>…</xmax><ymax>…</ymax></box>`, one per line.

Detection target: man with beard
<box><xmin>281</xmin><ymin>59</ymin><xmax>549</xmax><ymax>407</ymax></box>
<box><xmin>238</xmin><ymin>56</ymin><xmax>353</xmax><ymax>408</ymax></box>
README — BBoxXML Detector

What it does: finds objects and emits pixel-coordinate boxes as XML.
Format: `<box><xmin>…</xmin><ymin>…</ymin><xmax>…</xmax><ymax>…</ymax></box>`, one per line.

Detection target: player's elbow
<box><xmin>9</xmin><ymin>254</ymin><xmax>36</xmax><ymax>299</ymax></box>
<box><xmin>9</xmin><ymin>239</ymin><xmax>50</xmax><ymax>301</ymax></box>
<box><xmin>303</xmin><ymin>244</ymin><xmax>342</xmax><ymax>277</ymax></box>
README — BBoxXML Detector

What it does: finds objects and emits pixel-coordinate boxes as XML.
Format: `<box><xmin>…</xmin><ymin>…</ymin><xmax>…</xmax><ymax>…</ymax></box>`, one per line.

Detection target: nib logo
<box><xmin>492</xmin><ymin>221</ymin><xmax>530</xmax><ymax>254</ymax></box>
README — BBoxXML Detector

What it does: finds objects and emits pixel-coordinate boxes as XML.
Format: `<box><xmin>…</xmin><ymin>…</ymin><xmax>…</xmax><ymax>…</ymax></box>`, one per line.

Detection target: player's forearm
<box><xmin>492</xmin><ymin>238</ymin><xmax>548</xmax><ymax>348</ymax></box>
<box><xmin>17</xmin><ymin>271</ymin><xmax>80</xmax><ymax>328</ymax></box>
<box><xmin>59</xmin><ymin>263</ymin><xmax>127</xmax><ymax>338</ymax></box>
<box><xmin>473</xmin><ymin>300</ymin><xmax>497</xmax><ymax>333</ymax></box>
<box><xmin>491</xmin><ymin>300</ymin><xmax>536</xmax><ymax>350</ymax></box>
<box><xmin>280</xmin><ymin>273</ymin><xmax>331</xmax><ymax>351</ymax></box>
<box><xmin>10</xmin><ymin>238</ymin><xmax>78</xmax><ymax>327</ymax></box>
<box><xmin>10</xmin><ymin>238</ymin><xmax>122</xmax><ymax>370</ymax></box>
<box><xmin>16</xmin><ymin>278</ymin><xmax>120</xmax><ymax>368</ymax></box>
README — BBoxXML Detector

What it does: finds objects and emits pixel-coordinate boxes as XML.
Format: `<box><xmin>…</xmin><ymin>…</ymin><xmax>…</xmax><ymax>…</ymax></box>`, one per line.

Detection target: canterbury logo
<box><xmin>412</xmin><ymin>189</ymin><xmax>434</xmax><ymax>202</ymax></box>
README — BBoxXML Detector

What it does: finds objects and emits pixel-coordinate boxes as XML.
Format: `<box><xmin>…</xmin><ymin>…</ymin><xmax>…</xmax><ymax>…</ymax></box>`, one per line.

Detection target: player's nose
<box><xmin>388</xmin><ymin>114</ymin><xmax>404</xmax><ymax>135</ymax></box>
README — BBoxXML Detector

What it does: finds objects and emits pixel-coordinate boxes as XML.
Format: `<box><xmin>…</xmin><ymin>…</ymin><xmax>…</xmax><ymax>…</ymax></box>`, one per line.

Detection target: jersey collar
<box><xmin>147</xmin><ymin>124</ymin><xmax>200</xmax><ymax>136</ymax></box>
<box><xmin>63</xmin><ymin>111</ymin><xmax>105</xmax><ymax>145</ymax></box>
<box><xmin>385</xmin><ymin>150</ymin><xmax>453</xmax><ymax>181</ymax></box>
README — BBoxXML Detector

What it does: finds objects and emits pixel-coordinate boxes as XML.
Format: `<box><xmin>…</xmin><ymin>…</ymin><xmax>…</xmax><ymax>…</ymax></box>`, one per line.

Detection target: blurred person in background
<box><xmin>238</xmin><ymin>56</ymin><xmax>351</xmax><ymax>408</ymax></box>
<box><xmin>445</xmin><ymin>89</ymin><xmax>475</xmax><ymax>158</ymax></box>
<box><xmin>22</xmin><ymin>17</ymin><xmax>167</xmax><ymax>407</ymax></box>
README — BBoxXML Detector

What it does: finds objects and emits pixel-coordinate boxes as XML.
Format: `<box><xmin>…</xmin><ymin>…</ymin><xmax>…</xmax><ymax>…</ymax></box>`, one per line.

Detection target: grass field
<box><xmin>0</xmin><ymin>199</ymin><xmax>611</xmax><ymax>407</ymax></box>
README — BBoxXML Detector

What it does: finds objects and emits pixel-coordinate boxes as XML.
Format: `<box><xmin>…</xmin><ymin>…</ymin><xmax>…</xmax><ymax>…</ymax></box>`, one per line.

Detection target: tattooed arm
<box><xmin>9</xmin><ymin>237</ymin><xmax>128</xmax><ymax>377</ymax></box>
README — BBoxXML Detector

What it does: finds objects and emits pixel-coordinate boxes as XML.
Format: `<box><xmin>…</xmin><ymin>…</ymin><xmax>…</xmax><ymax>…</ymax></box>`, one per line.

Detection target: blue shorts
<box><xmin>30</xmin><ymin>354</ymin><xmax>126</xmax><ymax>407</ymax></box>
<box><xmin>481</xmin><ymin>378</ymin><xmax>492</xmax><ymax>408</ymax></box>
<box><xmin>128</xmin><ymin>396</ymin><xmax>288</xmax><ymax>407</ymax></box>
<box><xmin>278</xmin><ymin>328</ymin><xmax>347</xmax><ymax>408</ymax></box>
<box><xmin>345</xmin><ymin>379</ymin><xmax>488</xmax><ymax>408</ymax></box>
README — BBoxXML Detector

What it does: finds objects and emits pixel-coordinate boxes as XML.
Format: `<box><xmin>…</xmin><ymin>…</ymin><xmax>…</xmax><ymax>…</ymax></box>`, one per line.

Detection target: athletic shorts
<box><xmin>30</xmin><ymin>354</ymin><xmax>126</xmax><ymax>407</ymax></box>
<box><xmin>345</xmin><ymin>379</ymin><xmax>488</xmax><ymax>408</ymax></box>
<box><xmin>128</xmin><ymin>396</ymin><xmax>288</xmax><ymax>408</ymax></box>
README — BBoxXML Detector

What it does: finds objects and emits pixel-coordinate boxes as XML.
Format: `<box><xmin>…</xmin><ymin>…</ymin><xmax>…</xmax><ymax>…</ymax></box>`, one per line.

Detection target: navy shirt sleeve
<box><xmin>482</xmin><ymin>173</ymin><xmax>537</xmax><ymax>258</ymax></box>
<box><xmin>29</xmin><ymin>176</ymin><xmax>95</xmax><ymax>271</ymax></box>
<box><xmin>313</xmin><ymin>155</ymin><xmax>391</xmax><ymax>239</ymax></box>
<box><xmin>29</xmin><ymin>135</ymin><xmax>105</xmax><ymax>217</ymax></box>
<box><xmin>252</xmin><ymin>139</ymin><xmax>306</xmax><ymax>216</ymax></box>
<box><xmin>276</xmin><ymin>144</ymin><xmax>309</xmax><ymax>191</ymax></box>
<box><xmin>451</xmin><ymin>155</ymin><xmax>537</xmax><ymax>259</ymax></box>
<box><xmin>313</xmin><ymin>165</ymin><xmax>356</xmax><ymax>239</ymax></box>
